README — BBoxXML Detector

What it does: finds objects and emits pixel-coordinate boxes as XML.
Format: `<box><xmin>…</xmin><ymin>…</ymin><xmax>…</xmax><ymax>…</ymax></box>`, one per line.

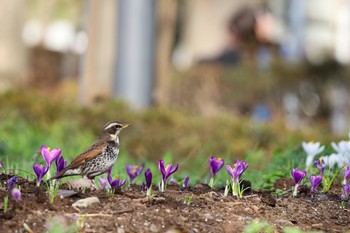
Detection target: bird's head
<box><xmin>101</xmin><ymin>121</ymin><xmax>130</xmax><ymax>140</ymax></box>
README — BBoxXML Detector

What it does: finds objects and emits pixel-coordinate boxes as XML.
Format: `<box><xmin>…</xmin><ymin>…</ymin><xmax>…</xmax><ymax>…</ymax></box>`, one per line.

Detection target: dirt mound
<box><xmin>0</xmin><ymin>174</ymin><xmax>349</xmax><ymax>232</ymax></box>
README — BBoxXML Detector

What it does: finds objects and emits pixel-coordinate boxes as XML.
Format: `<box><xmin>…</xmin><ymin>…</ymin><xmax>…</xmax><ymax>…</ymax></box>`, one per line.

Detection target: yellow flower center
<box><xmin>130</xmin><ymin>165</ymin><xmax>138</xmax><ymax>175</ymax></box>
<box><xmin>114</xmin><ymin>175</ymin><xmax>119</xmax><ymax>180</ymax></box>
<box><xmin>47</xmin><ymin>147</ymin><xmax>51</xmax><ymax>151</ymax></box>
<box><xmin>218</xmin><ymin>158</ymin><xmax>222</xmax><ymax>161</ymax></box>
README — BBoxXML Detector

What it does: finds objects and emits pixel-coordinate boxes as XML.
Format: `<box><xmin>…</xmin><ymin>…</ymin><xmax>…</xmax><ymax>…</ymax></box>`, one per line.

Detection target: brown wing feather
<box><xmin>49</xmin><ymin>141</ymin><xmax>107</xmax><ymax>180</ymax></box>
<box><xmin>67</xmin><ymin>143</ymin><xmax>106</xmax><ymax>170</ymax></box>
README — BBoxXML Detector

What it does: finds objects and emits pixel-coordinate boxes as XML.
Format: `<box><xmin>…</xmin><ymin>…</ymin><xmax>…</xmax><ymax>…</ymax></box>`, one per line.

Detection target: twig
<box><xmin>72</xmin><ymin>206</ymin><xmax>81</xmax><ymax>213</ymax></box>
<box><xmin>113</xmin><ymin>208</ymin><xmax>134</xmax><ymax>215</ymax></box>
<box><xmin>65</xmin><ymin>213</ymin><xmax>113</xmax><ymax>218</ymax></box>
<box><xmin>243</xmin><ymin>194</ymin><xmax>258</xmax><ymax>199</ymax></box>
<box><xmin>23</xmin><ymin>223</ymin><xmax>34</xmax><ymax>233</ymax></box>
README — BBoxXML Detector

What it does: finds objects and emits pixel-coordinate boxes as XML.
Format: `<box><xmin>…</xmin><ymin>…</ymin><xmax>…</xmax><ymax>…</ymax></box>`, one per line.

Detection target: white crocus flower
<box><xmin>331</xmin><ymin>141</ymin><xmax>350</xmax><ymax>154</ymax></box>
<box><xmin>302</xmin><ymin>142</ymin><xmax>325</xmax><ymax>167</ymax></box>
<box><xmin>332</xmin><ymin>140</ymin><xmax>350</xmax><ymax>166</ymax></box>
<box><xmin>323</xmin><ymin>153</ymin><xmax>347</xmax><ymax>168</ymax></box>
<box><xmin>323</xmin><ymin>154</ymin><xmax>339</xmax><ymax>169</ymax></box>
<box><xmin>338</xmin><ymin>153</ymin><xmax>350</xmax><ymax>166</ymax></box>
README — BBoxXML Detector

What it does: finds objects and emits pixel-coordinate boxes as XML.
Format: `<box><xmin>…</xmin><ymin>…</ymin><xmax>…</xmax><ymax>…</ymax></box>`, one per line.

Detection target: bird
<box><xmin>48</xmin><ymin>121</ymin><xmax>130</xmax><ymax>181</ymax></box>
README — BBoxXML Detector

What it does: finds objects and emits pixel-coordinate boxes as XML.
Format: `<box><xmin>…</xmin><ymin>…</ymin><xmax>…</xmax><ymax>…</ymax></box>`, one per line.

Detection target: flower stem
<box><xmin>161</xmin><ymin>180</ymin><xmax>165</xmax><ymax>192</ymax></box>
<box><xmin>209</xmin><ymin>176</ymin><xmax>215</xmax><ymax>189</ymax></box>
<box><xmin>325</xmin><ymin>167</ymin><xmax>341</xmax><ymax>191</ymax></box>
<box><xmin>293</xmin><ymin>184</ymin><xmax>299</xmax><ymax>197</ymax></box>
<box><xmin>224</xmin><ymin>180</ymin><xmax>229</xmax><ymax>197</ymax></box>
<box><xmin>341</xmin><ymin>201</ymin><xmax>345</xmax><ymax>209</ymax></box>
<box><xmin>147</xmin><ymin>186</ymin><xmax>153</xmax><ymax>197</ymax></box>
<box><xmin>3</xmin><ymin>196</ymin><xmax>8</xmax><ymax>213</ymax></box>
<box><xmin>232</xmin><ymin>180</ymin><xmax>238</xmax><ymax>197</ymax></box>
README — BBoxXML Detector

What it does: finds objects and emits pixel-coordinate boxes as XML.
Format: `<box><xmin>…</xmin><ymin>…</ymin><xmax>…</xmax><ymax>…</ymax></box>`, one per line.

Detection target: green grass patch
<box><xmin>0</xmin><ymin>91</ymin><xmax>341</xmax><ymax>188</ymax></box>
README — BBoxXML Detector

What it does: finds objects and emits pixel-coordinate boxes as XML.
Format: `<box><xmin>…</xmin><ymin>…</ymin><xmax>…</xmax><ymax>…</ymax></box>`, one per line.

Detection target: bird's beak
<box><xmin>122</xmin><ymin>123</ymin><xmax>131</xmax><ymax>129</ymax></box>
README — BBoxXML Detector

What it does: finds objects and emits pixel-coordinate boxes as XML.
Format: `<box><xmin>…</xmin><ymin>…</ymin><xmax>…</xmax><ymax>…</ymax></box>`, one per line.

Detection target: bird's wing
<box><xmin>66</xmin><ymin>141</ymin><xmax>107</xmax><ymax>170</ymax></box>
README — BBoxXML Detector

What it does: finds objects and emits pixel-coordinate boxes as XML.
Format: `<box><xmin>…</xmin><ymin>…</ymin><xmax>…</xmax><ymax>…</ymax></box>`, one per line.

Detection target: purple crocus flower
<box><xmin>209</xmin><ymin>156</ymin><xmax>224</xmax><ymax>177</ymax></box>
<box><xmin>106</xmin><ymin>167</ymin><xmax>112</xmax><ymax>176</ymax></box>
<box><xmin>309</xmin><ymin>175</ymin><xmax>322</xmax><ymax>197</ymax></box>
<box><xmin>169</xmin><ymin>178</ymin><xmax>178</xmax><ymax>185</ymax></box>
<box><xmin>183</xmin><ymin>176</ymin><xmax>190</xmax><ymax>188</ymax></box>
<box><xmin>33</xmin><ymin>163</ymin><xmax>49</xmax><ymax>187</ymax></box>
<box><xmin>341</xmin><ymin>184</ymin><xmax>350</xmax><ymax>201</ymax></box>
<box><xmin>145</xmin><ymin>168</ymin><xmax>153</xmax><ymax>197</ymax></box>
<box><xmin>291</xmin><ymin>169</ymin><xmax>307</xmax><ymax>197</ymax></box>
<box><xmin>158</xmin><ymin>160</ymin><xmax>179</xmax><ymax>192</ymax></box>
<box><xmin>11</xmin><ymin>188</ymin><xmax>21</xmax><ymax>201</ymax></box>
<box><xmin>226</xmin><ymin>160</ymin><xmax>249</xmax><ymax>182</ymax></box>
<box><xmin>98</xmin><ymin>178</ymin><xmax>108</xmax><ymax>189</ymax></box>
<box><xmin>7</xmin><ymin>176</ymin><xmax>17</xmax><ymax>191</ymax></box>
<box><xmin>209</xmin><ymin>156</ymin><xmax>225</xmax><ymax>188</ymax></box>
<box><xmin>226</xmin><ymin>160</ymin><xmax>248</xmax><ymax>196</ymax></box>
<box><xmin>343</xmin><ymin>166</ymin><xmax>350</xmax><ymax>185</ymax></box>
<box><xmin>126</xmin><ymin>164</ymin><xmax>144</xmax><ymax>184</ymax></box>
<box><xmin>107</xmin><ymin>175</ymin><xmax>126</xmax><ymax>189</ymax></box>
<box><xmin>71</xmin><ymin>214</ymin><xmax>78</xmax><ymax>222</ymax></box>
<box><xmin>41</xmin><ymin>145</ymin><xmax>61</xmax><ymax>168</ymax></box>
<box><xmin>291</xmin><ymin>169</ymin><xmax>307</xmax><ymax>185</ymax></box>
<box><xmin>141</xmin><ymin>182</ymin><xmax>146</xmax><ymax>191</ymax></box>
<box><xmin>314</xmin><ymin>158</ymin><xmax>325</xmax><ymax>175</ymax></box>
<box><xmin>55</xmin><ymin>155</ymin><xmax>67</xmax><ymax>174</ymax></box>
<box><xmin>145</xmin><ymin>169</ymin><xmax>152</xmax><ymax>189</ymax></box>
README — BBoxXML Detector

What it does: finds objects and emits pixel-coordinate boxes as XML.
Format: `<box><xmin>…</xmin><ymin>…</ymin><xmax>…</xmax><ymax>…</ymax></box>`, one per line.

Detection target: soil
<box><xmin>0</xmin><ymin>174</ymin><xmax>349</xmax><ymax>233</ymax></box>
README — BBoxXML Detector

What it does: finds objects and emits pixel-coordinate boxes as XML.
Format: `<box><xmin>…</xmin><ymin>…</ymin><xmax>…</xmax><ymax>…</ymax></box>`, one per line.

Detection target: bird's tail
<box><xmin>46</xmin><ymin>166</ymin><xmax>81</xmax><ymax>182</ymax></box>
<box><xmin>46</xmin><ymin>169</ymin><xmax>67</xmax><ymax>182</ymax></box>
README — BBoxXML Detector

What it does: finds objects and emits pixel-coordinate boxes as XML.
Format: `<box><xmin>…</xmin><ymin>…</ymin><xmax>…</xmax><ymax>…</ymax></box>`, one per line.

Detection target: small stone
<box><xmin>317</xmin><ymin>194</ymin><xmax>328</xmax><ymax>201</ymax></box>
<box><xmin>276</xmin><ymin>219</ymin><xmax>294</xmax><ymax>226</ymax></box>
<box><xmin>203</xmin><ymin>213</ymin><xmax>213</xmax><ymax>220</ymax></box>
<box><xmin>165</xmin><ymin>209</ymin><xmax>171</xmax><ymax>213</ymax></box>
<box><xmin>193</xmin><ymin>183</ymin><xmax>211</xmax><ymax>191</ymax></box>
<box><xmin>165</xmin><ymin>228</ymin><xmax>183</xmax><ymax>233</ymax></box>
<box><xmin>72</xmin><ymin>197</ymin><xmax>100</xmax><ymax>208</ymax></box>
<box><xmin>117</xmin><ymin>228</ymin><xmax>125</xmax><ymax>233</ymax></box>
<box><xmin>311</xmin><ymin>223</ymin><xmax>323</xmax><ymax>228</ymax></box>
<box><xmin>180</xmin><ymin>216</ymin><xmax>188</xmax><ymax>222</ymax></box>
<box><xmin>150</xmin><ymin>224</ymin><xmax>159</xmax><ymax>232</ymax></box>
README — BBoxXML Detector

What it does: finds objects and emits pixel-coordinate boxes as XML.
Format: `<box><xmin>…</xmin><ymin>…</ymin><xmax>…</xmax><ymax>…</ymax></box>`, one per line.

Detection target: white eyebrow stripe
<box><xmin>104</xmin><ymin>122</ymin><xmax>119</xmax><ymax>130</ymax></box>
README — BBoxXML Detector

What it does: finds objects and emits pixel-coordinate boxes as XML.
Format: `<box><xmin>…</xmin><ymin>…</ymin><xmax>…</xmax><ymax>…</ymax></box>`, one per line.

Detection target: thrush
<box><xmin>48</xmin><ymin>121</ymin><xmax>130</xmax><ymax>181</ymax></box>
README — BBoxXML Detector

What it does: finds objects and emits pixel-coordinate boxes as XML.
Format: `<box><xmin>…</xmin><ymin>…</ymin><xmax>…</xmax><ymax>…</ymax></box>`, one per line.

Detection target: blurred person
<box><xmin>200</xmin><ymin>3</ymin><xmax>275</xmax><ymax>67</ymax></box>
<box><xmin>199</xmin><ymin>4</ymin><xmax>275</xmax><ymax>119</ymax></box>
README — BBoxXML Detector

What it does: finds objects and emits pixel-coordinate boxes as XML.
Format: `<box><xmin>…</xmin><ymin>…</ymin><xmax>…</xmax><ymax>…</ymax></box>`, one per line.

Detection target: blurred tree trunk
<box><xmin>154</xmin><ymin>0</ymin><xmax>178</xmax><ymax>106</ymax></box>
<box><xmin>0</xmin><ymin>0</ymin><xmax>26</xmax><ymax>92</ymax></box>
<box><xmin>78</xmin><ymin>0</ymin><xmax>117</xmax><ymax>106</ymax></box>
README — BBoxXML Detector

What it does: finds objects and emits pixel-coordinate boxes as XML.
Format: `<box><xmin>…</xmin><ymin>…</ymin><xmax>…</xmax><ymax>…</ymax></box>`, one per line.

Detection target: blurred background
<box><xmin>1</xmin><ymin>0</ymin><xmax>350</xmax><ymax>183</ymax></box>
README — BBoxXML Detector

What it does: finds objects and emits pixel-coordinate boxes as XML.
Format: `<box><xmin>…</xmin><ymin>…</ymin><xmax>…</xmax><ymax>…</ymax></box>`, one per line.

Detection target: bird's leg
<box><xmin>87</xmin><ymin>176</ymin><xmax>98</xmax><ymax>190</ymax></box>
